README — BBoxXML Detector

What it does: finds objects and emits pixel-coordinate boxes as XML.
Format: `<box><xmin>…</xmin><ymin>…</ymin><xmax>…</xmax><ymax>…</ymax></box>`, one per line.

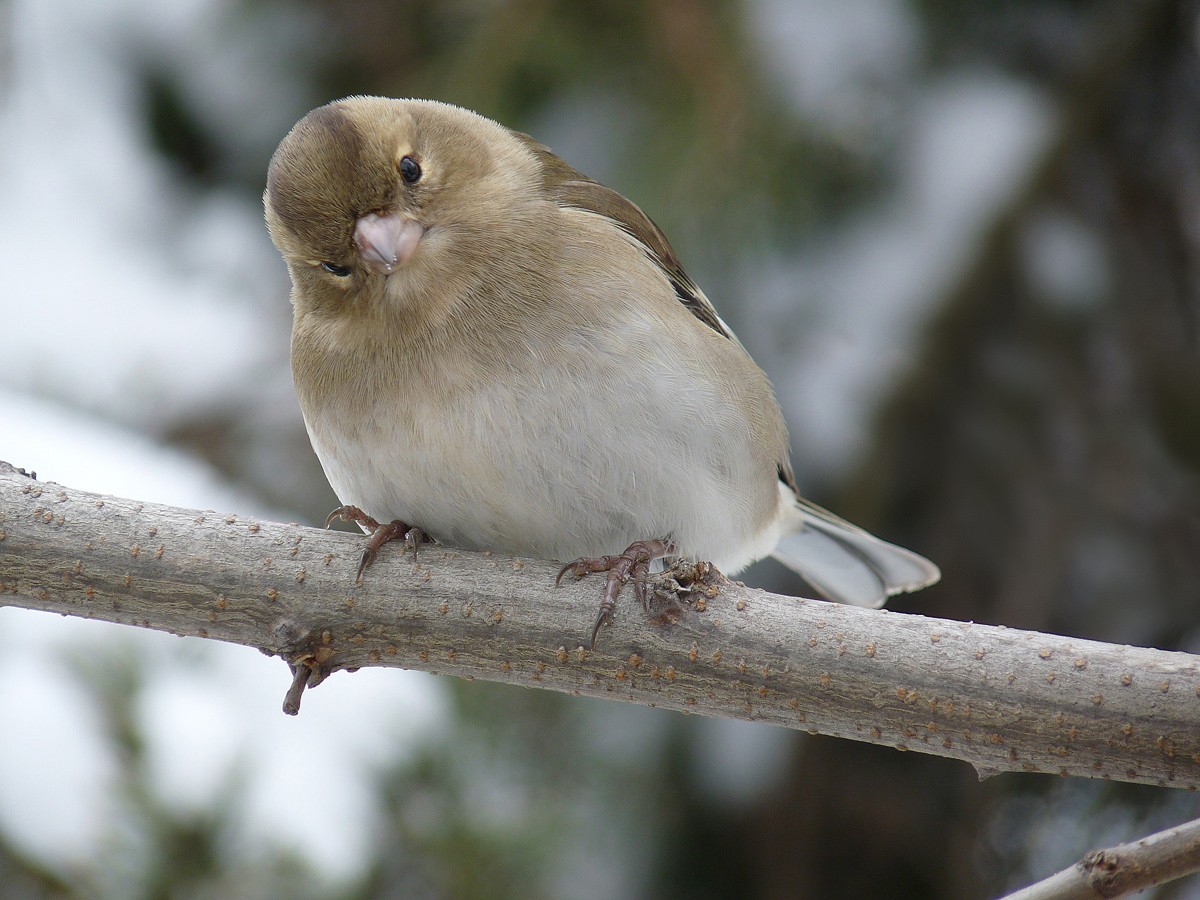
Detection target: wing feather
<box><xmin>511</xmin><ymin>130</ymin><xmax>734</xmax><ymax>341</ymax></box>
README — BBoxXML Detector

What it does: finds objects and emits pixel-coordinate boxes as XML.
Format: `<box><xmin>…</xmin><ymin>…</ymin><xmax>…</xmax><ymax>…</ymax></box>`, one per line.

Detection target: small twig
<box><xmin>998</xmin><ymin>815</ymin><xmax>1200</xmax><ymax>899</ymax></box>
<box><xmin>282</xmin><ymin>663</ymin><xmax>310</xmax><ymax>716</ymax></box>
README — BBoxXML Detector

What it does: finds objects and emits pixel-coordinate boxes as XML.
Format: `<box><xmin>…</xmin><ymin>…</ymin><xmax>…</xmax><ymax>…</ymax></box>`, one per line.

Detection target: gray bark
<box><xmin>2</xmin><ymin>460</ymin><xmax>1198</xmax><ymax>788</ymax></box>
<box><xmin>998</xmin><ymin>814</ymin><xmax>1200</xmax><ymax>899</ymax></box>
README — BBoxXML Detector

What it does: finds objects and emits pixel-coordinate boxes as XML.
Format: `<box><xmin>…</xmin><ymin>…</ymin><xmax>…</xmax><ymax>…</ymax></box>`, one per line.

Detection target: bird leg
<box><xmin>325</xmin><ymin>505</ymin><xmax>426</xmax><ymax>580</ymax></box>
<box><xmin>556</xmin><ymin>539</ymin><xmax>672</xmax><ymax>648</ymax></box>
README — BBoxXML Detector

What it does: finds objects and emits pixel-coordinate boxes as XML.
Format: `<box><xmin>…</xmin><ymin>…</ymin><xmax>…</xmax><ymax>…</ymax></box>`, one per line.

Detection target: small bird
<box><xmin>264</xmin><ymin>96</ymin><xmax>939</xmax><ymax>647</ymax></box>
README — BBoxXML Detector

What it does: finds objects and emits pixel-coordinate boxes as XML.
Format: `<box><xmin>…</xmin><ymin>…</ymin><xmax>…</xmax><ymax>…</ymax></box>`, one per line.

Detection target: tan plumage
<box><xmin>265</xmin><ymin>96</ymin><xmax>939</xmax><ymax>635</ymax></box>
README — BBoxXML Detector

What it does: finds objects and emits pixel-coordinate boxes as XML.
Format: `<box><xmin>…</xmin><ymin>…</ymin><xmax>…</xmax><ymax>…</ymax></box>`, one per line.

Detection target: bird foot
<box><xmin>556</xmin><ymin>539</ymin><xmax>672</xmax><ymax>648</ymax></box>
<box><xmin>324</xmin><ymin>505</ymin><xmax>426</xmax><ymax>580</ymax></box>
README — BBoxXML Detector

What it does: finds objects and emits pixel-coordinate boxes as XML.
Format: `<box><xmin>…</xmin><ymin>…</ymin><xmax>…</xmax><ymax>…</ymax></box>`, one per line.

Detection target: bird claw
<box><xmin>556</xmin><ymin>555</ymin><xmax>616</xmax><ymax>586</ymax></box>
<box><xmin>404</xmin><ymin>526</ymin><xmax>426</xmax><ymax>561</ymax></box>
<box><xmin>556</xmin><ymin>539</ymin><xmax>671</xmax><ymax>648</ymax></box>
<box><xmin>325</xmin><ymin>505</ymin><xmax>425</xmax><ymax>580</ymax></box>
<box><xmin>325</xmin><ymin>504</ymin><xmax>380</xmax><ymax>531</ymax></box>
<box><xmin>589</xmin><ymin>606</ymin><xmax>610</xmax><ymax>651</ymax></box>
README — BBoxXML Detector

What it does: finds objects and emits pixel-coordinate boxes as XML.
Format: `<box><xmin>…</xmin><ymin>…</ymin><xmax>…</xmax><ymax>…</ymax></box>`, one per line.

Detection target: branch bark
<box><xmin>2</xmin><ymin>460</ymin><xmax>1199</xmax><ymax>787</ymax></box>
<box><xmin>998</xmin><ymin>815</ymin><xmax>1200</xmax><ymax>899</ymax></box>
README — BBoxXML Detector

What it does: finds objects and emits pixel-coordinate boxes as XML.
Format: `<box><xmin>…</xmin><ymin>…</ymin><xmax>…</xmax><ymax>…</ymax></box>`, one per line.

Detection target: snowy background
<box><xmin>0</xmin><ymin>0</ymin><xmax>446</xmax><ymax>884</ymax></box>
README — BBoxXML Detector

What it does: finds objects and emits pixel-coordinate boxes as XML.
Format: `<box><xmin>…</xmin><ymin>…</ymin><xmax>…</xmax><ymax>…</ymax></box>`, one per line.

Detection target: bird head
<box><xmin>264</xmin><ymin>96</ymin><xmax>540</xmax><ymax>323</ymax></box>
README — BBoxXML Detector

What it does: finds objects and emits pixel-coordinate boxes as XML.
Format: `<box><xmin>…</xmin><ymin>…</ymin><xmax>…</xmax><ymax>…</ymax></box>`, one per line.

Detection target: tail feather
<box><xmin>771</xmin><ymin>497</ymin><xmax>940</xmax><ymax>609</ymax></box>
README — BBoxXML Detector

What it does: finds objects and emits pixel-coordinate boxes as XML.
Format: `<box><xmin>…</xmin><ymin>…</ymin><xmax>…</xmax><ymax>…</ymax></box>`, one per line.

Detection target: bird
<box><xmin>264</xmin><ymin>96</ymin><xmax>940</xmax><ymax>648</ymax></box>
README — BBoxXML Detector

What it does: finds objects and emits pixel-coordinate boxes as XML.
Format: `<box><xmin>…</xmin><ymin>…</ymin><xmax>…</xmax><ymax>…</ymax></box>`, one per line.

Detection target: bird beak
<box><xmin>354</xmin><ymin>212</ymin><xmax>425</xmax><ymax>274</ymax></box>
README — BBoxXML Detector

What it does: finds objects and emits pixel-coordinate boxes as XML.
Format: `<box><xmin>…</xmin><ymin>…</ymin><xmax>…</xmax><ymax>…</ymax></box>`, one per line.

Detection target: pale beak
<box><xmin>354</xmin><ymin>212</ymin><xmax>425</xmax><ymax>274</ymax></box>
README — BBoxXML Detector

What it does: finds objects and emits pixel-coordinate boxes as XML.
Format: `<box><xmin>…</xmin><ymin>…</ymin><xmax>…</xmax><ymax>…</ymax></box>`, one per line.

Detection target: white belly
<box><xmin>301</xmin><ymin>314</ymin><xmax>783</xmax><ymax>571</ymax></box>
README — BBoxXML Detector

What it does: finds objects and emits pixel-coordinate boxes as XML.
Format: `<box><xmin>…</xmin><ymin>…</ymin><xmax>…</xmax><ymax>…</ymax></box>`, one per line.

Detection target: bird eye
<box><xmin>320</xmin><ymin>262</ymin><xmax>352</xmax><ymax>277</ymax></box>
<box><xmin>400</xmin><ymin>156</ymin><xmax>422</xmax><ymax>184</ymax></box>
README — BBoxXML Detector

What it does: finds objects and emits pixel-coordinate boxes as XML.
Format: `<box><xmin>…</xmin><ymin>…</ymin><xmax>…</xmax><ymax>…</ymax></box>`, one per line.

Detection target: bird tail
<box><xmin>770</xmin><ymin>496</ymin><xmax>940</xmax><ymax>609</ymax></box>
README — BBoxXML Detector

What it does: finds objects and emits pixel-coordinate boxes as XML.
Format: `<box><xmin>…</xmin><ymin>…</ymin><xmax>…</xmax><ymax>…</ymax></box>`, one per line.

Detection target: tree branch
<box><xmin>998</xmin><ymin>815</ymin><xmax>1200</xmax><ymax>900</ymax></box>
<box><xmin>2</xmin><ymin>460</ymin><xmax>1199</xmax><ymax>787</ymax></box>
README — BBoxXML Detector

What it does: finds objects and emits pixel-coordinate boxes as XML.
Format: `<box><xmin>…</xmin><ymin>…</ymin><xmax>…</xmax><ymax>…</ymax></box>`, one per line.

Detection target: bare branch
<box><xmin>998</xmin><ymin>815</ymin><xmax>1200</xmax><ymax>900</ymax></box>
<box><xmin>2</xmin><ymin>460</ymin><xmax>1199</xmax><ymax>787</ymax></box>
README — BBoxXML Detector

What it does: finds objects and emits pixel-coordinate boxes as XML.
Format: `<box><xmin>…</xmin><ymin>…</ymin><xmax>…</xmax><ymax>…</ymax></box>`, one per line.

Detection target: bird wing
<box><xmin>510</xmin><ymin>130</ymin><xmax>734</xmax><ymax>342</ymax></box>
<box><xmin>511</xmin><ymin>129</ymin><xmax>801</xmax><ymax>494</ymax></box>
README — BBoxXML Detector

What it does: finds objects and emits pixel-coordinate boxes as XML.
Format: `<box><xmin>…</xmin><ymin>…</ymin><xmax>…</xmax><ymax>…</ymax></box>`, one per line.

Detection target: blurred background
<box><xmin>1</xmin><ymin>0</ymin><xmax>1199</xmax><ymax>897</ymax></box>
